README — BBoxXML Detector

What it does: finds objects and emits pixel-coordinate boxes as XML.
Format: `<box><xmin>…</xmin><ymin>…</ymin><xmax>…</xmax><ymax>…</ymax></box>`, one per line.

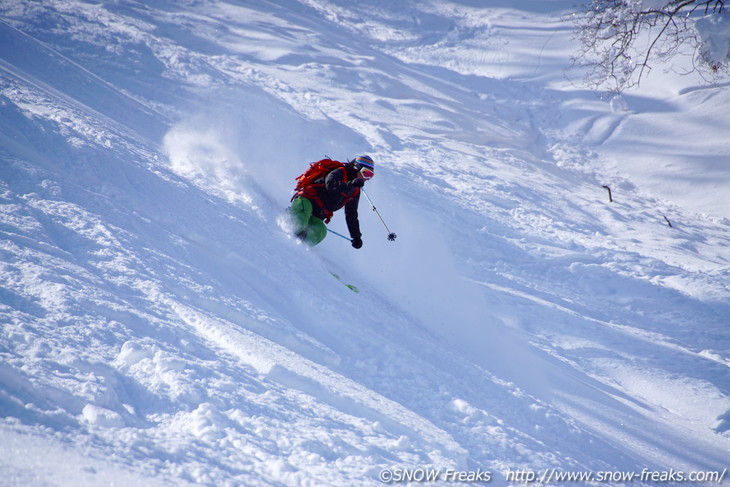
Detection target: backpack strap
<box><xmin>328</xmin><ymin>166</ymin><xmax>362</xmax><ymax>211</ymax></box>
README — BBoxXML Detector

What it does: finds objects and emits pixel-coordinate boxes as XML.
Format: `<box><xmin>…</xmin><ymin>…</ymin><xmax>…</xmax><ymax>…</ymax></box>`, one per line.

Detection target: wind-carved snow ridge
<box><xmin>1</xmin><ymin>1</ymin><xmax>729</xmax><ymax>486</ymax></box>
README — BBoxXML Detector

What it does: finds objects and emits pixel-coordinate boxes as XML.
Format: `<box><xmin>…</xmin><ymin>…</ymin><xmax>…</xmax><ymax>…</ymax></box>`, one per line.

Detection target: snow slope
<box><xmin>1</xmin><ymin>1</ymin><xmax>729</xmax><ymax>485</ymax></box>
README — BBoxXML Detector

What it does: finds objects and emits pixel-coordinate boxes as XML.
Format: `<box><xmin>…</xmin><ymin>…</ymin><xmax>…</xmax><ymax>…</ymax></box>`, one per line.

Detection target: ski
<box><xmin>330</xmin><ymin>272</ymin><xmax>359</xmax><ymax>293</ymax></box>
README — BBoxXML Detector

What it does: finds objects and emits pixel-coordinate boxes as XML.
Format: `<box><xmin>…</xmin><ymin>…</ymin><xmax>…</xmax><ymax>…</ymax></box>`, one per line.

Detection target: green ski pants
<box><xmin>289</xmin><ymin>196</ymin><xmax>327</xmax><ymax>246</ymax></box>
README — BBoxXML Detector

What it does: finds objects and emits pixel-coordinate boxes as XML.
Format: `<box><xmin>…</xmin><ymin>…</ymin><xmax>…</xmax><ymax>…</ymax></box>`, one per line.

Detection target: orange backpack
<box><xmin>294</xmin><ymin>158</ymin><xmax>345</xmax><ymax>191</ymax></box>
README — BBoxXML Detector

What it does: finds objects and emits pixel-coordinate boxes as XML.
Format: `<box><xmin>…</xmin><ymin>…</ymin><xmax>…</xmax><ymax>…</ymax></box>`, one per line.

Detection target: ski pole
<box><xmin>362</xmin><ymin>189</ymin><xmax>397</xmax><ymax>241</ymax></box>
<box><xmin>327</xmin><ymin>227</ymin><xmax>352</xmax><ymax>242</ymax></box>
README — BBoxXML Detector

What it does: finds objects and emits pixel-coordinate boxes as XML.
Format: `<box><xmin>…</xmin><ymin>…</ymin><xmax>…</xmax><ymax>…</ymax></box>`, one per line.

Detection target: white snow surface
<box><xmin>1</xmin><ymin>1</ymin><xmax>729</xmax><ymax>486</ymax></box>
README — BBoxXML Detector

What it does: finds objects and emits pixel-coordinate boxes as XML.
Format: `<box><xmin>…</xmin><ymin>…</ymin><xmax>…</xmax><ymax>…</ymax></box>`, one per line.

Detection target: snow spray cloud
<box><xmin>163</xmin><ymin>86</ymin><xmax>368</xmax><ymax>219</ymax></box>
<box><xmin>163</xmin><ymin>118</ymin><xmax>257</xmax><ymax>209</ymax></box>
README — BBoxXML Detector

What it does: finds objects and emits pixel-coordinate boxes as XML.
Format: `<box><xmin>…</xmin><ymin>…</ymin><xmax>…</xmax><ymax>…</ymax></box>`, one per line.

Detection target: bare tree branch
<box><xmin>570</xmin><ymin>0</ymin><xmax>728</xmax><ymax>93</ymax></box>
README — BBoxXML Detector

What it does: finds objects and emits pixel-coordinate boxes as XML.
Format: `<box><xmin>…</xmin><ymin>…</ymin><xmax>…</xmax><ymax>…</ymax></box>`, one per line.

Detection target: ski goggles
<box><xmin>359</xmin><ymin>167</ymin><xmax>375</xmax><ymax>180</ymax></box>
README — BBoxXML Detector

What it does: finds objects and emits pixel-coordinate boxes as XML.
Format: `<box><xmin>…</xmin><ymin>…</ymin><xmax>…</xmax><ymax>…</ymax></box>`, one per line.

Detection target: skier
<box><xmin>290</xmin><ymin>155</ymin><xmax>375</xmax><ymax>248</ymax></box>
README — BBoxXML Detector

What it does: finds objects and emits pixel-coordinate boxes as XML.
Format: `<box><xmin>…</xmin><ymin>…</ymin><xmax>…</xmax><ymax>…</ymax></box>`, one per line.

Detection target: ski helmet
<box><xmin>354</xmin><ymin>155</ymin><xmax>374</xmax><ymax>179</ymax></box>
<box><xmin>354</xmin><ymin>155</ymin><xmax>374</xmax><ymax>171</ymax></box>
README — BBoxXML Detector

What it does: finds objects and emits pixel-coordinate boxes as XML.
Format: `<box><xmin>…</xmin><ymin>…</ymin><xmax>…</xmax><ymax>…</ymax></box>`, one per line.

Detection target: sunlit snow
<box><xmin>1</xmin><ymin>1</ymin><xmax>729</xmax><ymax>486</ymax></box>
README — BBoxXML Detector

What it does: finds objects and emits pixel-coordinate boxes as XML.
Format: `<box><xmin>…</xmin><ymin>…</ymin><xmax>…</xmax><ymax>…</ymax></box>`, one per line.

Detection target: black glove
<box><xmin>351</xmin><ymin>236</ymin><xmax>363</xmax><ymax>249</ymax></box>
<box><xmin>352</xmin><ymin>178</ymin><xmax>364</xmax><ymax>188</ymax></box>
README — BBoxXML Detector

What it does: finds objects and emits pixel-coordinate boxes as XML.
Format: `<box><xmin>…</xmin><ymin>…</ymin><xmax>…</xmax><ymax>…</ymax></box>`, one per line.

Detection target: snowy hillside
<box><xmin>1</xmin><ymin>1</ymin><xmax>729</xmax><ymax>486</ymax></box>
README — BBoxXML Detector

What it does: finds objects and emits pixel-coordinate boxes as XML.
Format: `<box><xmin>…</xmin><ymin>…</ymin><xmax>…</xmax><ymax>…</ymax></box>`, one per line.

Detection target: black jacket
<box><xmin>307</xmin><ymin>162</ymin><xmax>362</xmax><ymax>239</ymax></box>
